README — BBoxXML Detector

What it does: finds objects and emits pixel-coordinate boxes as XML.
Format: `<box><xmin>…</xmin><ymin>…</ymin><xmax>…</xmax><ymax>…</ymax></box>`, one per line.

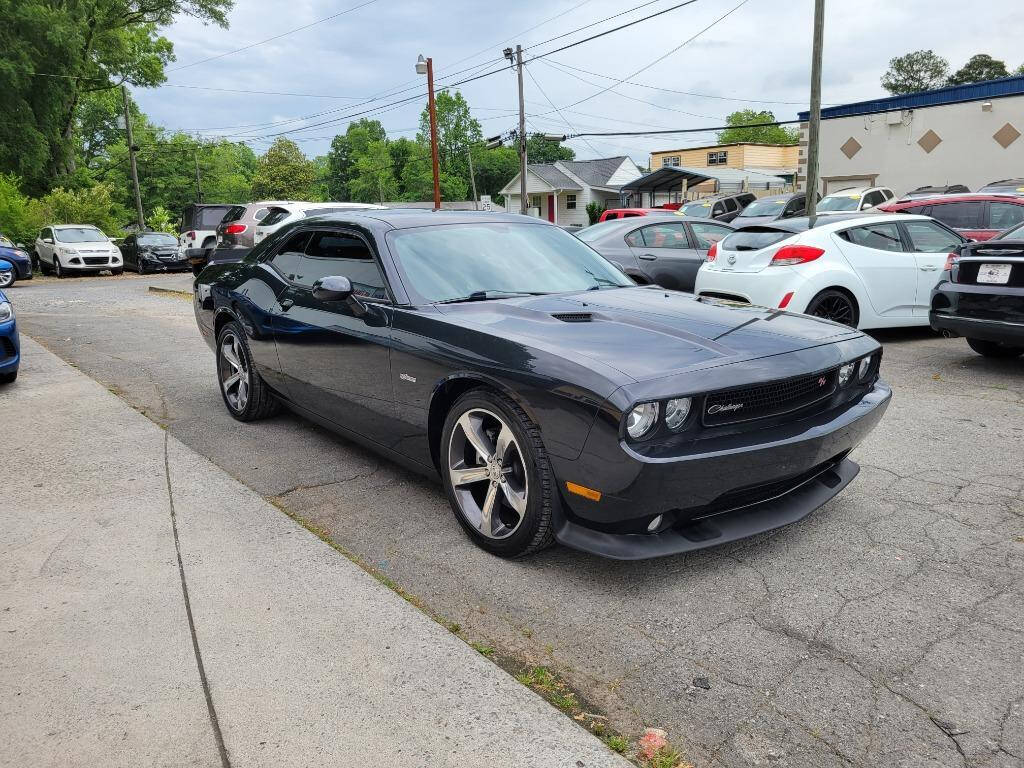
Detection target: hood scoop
<box><xmin>551</xmin><ymin>312</ymin><xmax>593</xmax><ymax>323</ymax></box>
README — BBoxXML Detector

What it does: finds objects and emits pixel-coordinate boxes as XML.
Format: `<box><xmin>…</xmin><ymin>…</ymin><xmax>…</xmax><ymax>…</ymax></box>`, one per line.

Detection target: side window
<box><xmin>862</xmin><ymin>191</ymin><xmax>884</xmax><ymax>208</ymax></box>
<box><xmin>723</xmin><ymin>198</ymin><xmax>738</xmax><ymax>213</ymax></box>
<box><xmin>929</xmin><ymin>201</ymin><xmax>983</xmax><ymax>230</ymax></box>
<box><xmin>624</xmin><ymin>229</ymin><xmax>643</xmax><ymax>247</ymax></box>
<box><xmin>712</xmin><ymin>203</ymin><xmax>725</xmax><ymax>217</ymax></box>
<box><xmin>269</xmin><ymin>231</ymin><xmax>311</xmax><ymax>281</ymax></box>
<box><xmin>689</xmin><ymin>222</ymin><xmax>731</xmax><ymax>250</ymax></box>
<box><xmin>783</xmin><ymin>198</ymin><xmax>804</xmax><ymax>217</ymax></box>
<box><xmin>299</xmin><ymin>231</ymin><xmax>387</xmax><ymax>300</ymax></box>
<box><xmin>640</xmin><ymin>223</ymin><xmax>688</xmax><ymax>249</ymax></box>
<box><xmin>988</xmin><ymin>202</ymin><xmax>1024</xmax><ymax>230</ymax></box>
<box><xmin>903</xmin><ymin>220</ymin><xmax>963</xmax><ymax>253</ymax></box>
<box><xmin>253</xmin><ymin>207</ymin><xmax>270</xmax><ymax>222</ymax></box>
<box><xmin>41</xmin><ymin>228</ymin><xmax>51</xmax><ymax>241</ymax></box>
<box><xmin>841</xmin><ymin>223</ymin><xmax>904</xmax><ymax>252</ymax></box>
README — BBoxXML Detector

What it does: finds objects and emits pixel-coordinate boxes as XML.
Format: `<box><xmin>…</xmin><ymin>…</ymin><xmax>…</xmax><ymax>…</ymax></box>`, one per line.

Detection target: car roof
<box><xmin>822</xmin><ymin>187</ymin><xmax>877</xmax><ymax>196</ymax></box>
<box><xmin>885</xmin><ymin>193</ymin><xmax>1024</xmax><ymax>206</ymax></box>
<box><xmin>301</xmin><ymin>209</ymin><xmax>554</xmax><ymax>230</ymax></box>
<box><xmin>589</xmin><ymin>214</ymin><xmax>729</xmax><ymax>228</ymax></box>
<box><xmin>731</xmin><ymin>212</ymin><xmax>918</xmax><ymax>234</ymax></box>
<box><xmin>744</xmin><ymin>192</ymin><xmax>802</xmax><ymax>203</ymax></box>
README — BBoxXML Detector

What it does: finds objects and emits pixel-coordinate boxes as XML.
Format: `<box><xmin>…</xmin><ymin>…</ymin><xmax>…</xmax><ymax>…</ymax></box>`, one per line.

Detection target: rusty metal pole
<box><xmin>426</xmin><ymin>57</ymin><xmax>441</xmax><ymax>211</ymax></box>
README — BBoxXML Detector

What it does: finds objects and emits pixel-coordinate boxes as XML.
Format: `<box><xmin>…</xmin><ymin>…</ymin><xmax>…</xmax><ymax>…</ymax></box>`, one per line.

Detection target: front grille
<box><xmin>82</xmin><ymin>256</ymin><xmax>109</xmax><ymax>265</ymax></box>
<box><xmin>956</xmin><ymin>261</ymin><xmax>1024</xmax><ymax>287</ymax></box>
<box><xmin>703</xmin><ymin>368</ymin><xmax>837</xmax><ymax>426</ymax></box>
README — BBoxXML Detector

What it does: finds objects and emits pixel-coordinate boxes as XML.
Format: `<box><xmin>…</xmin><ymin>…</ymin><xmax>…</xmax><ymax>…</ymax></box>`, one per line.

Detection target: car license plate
<box><xmin>977</xmin><ymin>263</ymin><xmax>1012</xmax><ymax>284</ymax></box>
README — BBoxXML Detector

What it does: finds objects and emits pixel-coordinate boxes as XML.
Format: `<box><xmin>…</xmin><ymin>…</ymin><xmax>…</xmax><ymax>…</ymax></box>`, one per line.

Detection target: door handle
<box><xmin>919</xmin><ymin>265</ymin><xmax>938</xmax><ymax>271</ymax></box>
<box><xmin>639</xmin><ymin>253</ymin><xmax>657</xmax><ymax>261</ymax></box>
<box><xmin>279</xmin><ymin>298</ymin><xmax>294</xmax><ymax>311</ymax></box>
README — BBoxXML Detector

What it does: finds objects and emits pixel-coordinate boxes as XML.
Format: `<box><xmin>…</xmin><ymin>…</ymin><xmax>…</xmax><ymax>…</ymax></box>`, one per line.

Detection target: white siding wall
<box><xmin>606</xmin><ymin>158</ymin><xmax>642</xmax><ymax>186</ymax></box>
<box><xmin>811</xmin><ymin>94</ymin><xmax>1024</xmax><ymax>196</ymax></box>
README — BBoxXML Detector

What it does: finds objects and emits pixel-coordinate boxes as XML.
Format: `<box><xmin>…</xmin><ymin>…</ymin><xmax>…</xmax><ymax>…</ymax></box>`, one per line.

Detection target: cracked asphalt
<box><xmin>9</xmin><ymin>273</ymin><xmax>1024</xmax><ymax>768</ymax></box>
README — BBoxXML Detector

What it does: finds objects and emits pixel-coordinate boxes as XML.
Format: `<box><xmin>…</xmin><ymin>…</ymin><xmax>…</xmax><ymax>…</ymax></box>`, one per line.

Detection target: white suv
<box><xmin>253</xmin><ymin>202</ymin><xmax>386</xmax><ymax>245</ymax></box>
<box><xmin>815</xmin><ymin>186</ymin><xmax>895</xmax><ymax>215</ymax></box>
<box><xmin>35</xmin><ymin>225</ymin><xmax>123</xmax><ymax>277</ymax></box>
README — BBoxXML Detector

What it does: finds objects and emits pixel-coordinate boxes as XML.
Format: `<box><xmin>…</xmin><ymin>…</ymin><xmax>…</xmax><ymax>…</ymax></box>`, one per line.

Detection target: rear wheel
<box><xmin>216</xmin><ymin>321</ymin><xmax>281</xmax><ymax>421</ymax></box>
<box><xmin>441</xmin><ymin>389</ymin><xmax>555</xmax><ymax>558</ymax></box>
<box><xmin>806</xmin><ymin>289</ymin><xmax>858</xmax><ymax>328</ymax></box>
<box><xmin>966</xmin><ymin>338</ymin><xmax>1024</xmax><ymax>358</ymax></box>
<box><xmin>0</xmin><ymin>264</ymin><xmax>14</xmax><ymax>289</ymax></box>
<box><xmin>39</xmin><ymin>255</ymin><xmax>53</xmax><ymax>276</ymax></box>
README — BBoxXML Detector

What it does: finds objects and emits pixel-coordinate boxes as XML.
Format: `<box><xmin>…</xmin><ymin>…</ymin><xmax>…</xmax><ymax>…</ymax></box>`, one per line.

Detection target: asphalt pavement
<box><xmin>6</xmin><ymin>272</ymin><xmax>1024</xmax><ymax>768</ymax></box>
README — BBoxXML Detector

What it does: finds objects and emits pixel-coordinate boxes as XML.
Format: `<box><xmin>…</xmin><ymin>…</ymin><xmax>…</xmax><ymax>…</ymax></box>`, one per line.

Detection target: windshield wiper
<box><xmin>434</xmin><ymin>290</ymin><xmax>548</xmax><ymax>305</ymax></box>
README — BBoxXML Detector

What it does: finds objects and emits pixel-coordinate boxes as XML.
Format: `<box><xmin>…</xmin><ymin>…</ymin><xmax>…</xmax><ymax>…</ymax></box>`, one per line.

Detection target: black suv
<box><xmin>676</xmin><ymin>192</ymin><xmax>757</xmax><ymax>223</ymax></box>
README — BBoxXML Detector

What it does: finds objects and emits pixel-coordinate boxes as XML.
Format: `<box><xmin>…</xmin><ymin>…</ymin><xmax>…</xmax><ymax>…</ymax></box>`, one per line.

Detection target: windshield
<box><xmin>390</xmin><ymin>223</ymin><xmax>633</xmax><ymax>302</ymax></box>
<box><xmin>994</xmin><ymin>221</ymin><xmax>1024</xmax><ymax>240</ymax></box>
<box><xmin>738</xmin><ymin>198</ymin><xmax>787</xmax><ymax>217</ymax></box>
<box><xmin>817</xmin><ymin>194</ymin><xmax>861</xmax><ymax>212</ymax></box>
<box><xmin>679</xmin><ymin>200</ymin><xmax>713</xmax><ymax>218</ymax></box>
<box><xmin>54</xmin><ymin>227</ymin><xmax>105</xmax><ymax>243</ymax></box>
<box><xmin>0</xmin><ymin>236</ymin><xmax>13</xmax><ymax>247</ymax></box>
<box><xmin>138</xmin><ymin>233</ymin><xmax>178</xmax><ymax>246</ymax></box>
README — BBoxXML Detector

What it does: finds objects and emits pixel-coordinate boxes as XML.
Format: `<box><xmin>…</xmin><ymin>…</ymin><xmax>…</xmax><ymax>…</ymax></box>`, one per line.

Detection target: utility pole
<box><xmin>467</xmin><ymin>147</ymin><xmax>479</xmax><ymax>209</ymax></box>
<box><xmin>416</xmin><ymin>55</ymin><xmax>442</xmax><ymax>210</ymax></box>
<box><xmin>506</xmin><ymin>46</ymin><xmax>527</xmax><ymax>215</ymax></box>
<box><xmin>804</xmin><ymin>0</ymin><xmax>825</xmax><ymax>221</ymax></box>
<box><xmin>193</xmin><ymin>151</ymin><xmax>203</xmax><ymax>203</ymax></box>
<box><xmin>122</xmin><ymin>85</ymin><xmax>145</xmax><ymax>230</ymax></box>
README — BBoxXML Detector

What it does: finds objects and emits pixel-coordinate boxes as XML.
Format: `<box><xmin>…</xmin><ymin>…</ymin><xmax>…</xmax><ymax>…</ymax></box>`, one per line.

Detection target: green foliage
<box><xmin>400</xmin><ymin>143</ymin><xmax>467</xmax><ymax>202</ymax></box>
<box><xmin>881</xmin><ymin>50</ymin><xmax>950</xmax><ymax>95</ymax></box>
<box><xmin>34</xmin><ymin>184</ymin><xmax>128</xmax><ymax>236</ymax></box>
<box><xmin>418</xmin><ymin>91</ymin><xmax>482</xmax><ymax>188</ymax></box>
<box><xmin>603</xmin><ymin>734</ymin><xmax>629</xmax><ymax>754</ymax></box>
<box><xmin>585</xmin><ymin>201</ymin><xmax>605</xmax><ymax>225</ymax></box>
<box><xmin>325</xmin><ymin>119</ymin><xmax>388</xmax><ymax>200</ymax></box>
<box><xmin>717</xmin><ymin>110</ymin><xmax>798</xmax><ymax>145</ymax></box>
<box><xmin>250</xmin><ymin>138</ymin><xmax>317</xmax><ymax>201</ymax></box>
<box><xmin>146</xmin><ymin>205</ymin><xmax>176</xmax><ymax>234</ymax></box>
<box><xmin>349</xmin><ymin>140</ymin><xmax>399</xmax><ymax>204</ymax></box>
<box><xmin>0</xmin><ymin>174</ymin><xmax>38</xmax><ymax>245</ymax></box>
<box><xmin>525</xmin><ymin>133</ymin><xmax>575</xmax><ymax>164</ymax></box>
<box><xmin>469</xmin><ymin>144</ymin><xmax>519</xmax><ymax>203</ymax></box>
<box><xmin>947</xmin><ymin>54</ymin><xmax>1010</xmax><ymax>85</ymax></box>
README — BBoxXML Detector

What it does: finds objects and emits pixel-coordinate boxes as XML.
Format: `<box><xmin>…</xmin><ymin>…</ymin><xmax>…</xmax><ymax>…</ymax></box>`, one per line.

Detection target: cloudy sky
<box><xmin>136</xmin><ymin>0</ymin><xmax>1024</xmax><ymax>166</ymax></box>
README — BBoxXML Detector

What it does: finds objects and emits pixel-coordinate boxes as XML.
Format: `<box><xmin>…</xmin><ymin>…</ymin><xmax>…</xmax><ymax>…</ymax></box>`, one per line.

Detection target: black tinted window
<box><xmin>840</xmin><ymin>223</ymin><xmax>904</xmax><ymax>252</ymax></box>
<box><xmin>298</xmin><ymin>231</ymin><xmax>387</xmax><ymax>299</ymax></box>
<box><xmin>928</xmin><ymin>201</ymin><xmax>983</xmax><ymax>229</ymax></box>
<box><xmin>723</xmin><ymin>198</ymin><xmax>738</xmax><ymax>212</ymax></box>
<box><xmin>253</xmin><ymin>208</ymin><xmax>270</xmax><ymax>222</ymax></box>
<box><xmin>903</xmin><ymin>220</ymin><xmax>962</xmax><ymax>253</ymax></box>
<box><xmin>269</xmin><ymin>231</ymin><xmax>310</xmax><ymax>280</ymax></box>
<box><xmin>721</xmin><ymin>230</ymin><xmax>792</xmax><ymax>251</ymax></box>
<box><xmin>222</xmin><ymin>205</ymin><xmax>247</xmax><ymax>224</ymax></box>
<box><xmin>260</xmin><ymin>208</ymin><xmax>292</xmax><ymax>227</ymax></box>
<box><xmin>196</xmin><ymin>207</ymin><xmax>232</xmax><ymax>229</ymax></box>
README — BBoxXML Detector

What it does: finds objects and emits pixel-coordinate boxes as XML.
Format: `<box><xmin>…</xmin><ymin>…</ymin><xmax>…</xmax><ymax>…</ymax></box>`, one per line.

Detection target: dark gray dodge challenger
<box><xmin>193</xmin><ymin>210</ymin><xmax>891</xmax><ymax>559</ymax></box>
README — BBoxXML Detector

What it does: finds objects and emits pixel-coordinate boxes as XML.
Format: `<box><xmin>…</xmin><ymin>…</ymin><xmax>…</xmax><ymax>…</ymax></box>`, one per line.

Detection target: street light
<box><xmin>416</xmin><ymin>54</ymin><xmax>442</xmax><ymax>211</ymax></box>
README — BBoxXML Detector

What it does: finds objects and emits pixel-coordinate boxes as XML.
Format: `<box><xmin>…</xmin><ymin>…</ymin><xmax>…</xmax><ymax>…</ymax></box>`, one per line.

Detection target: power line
<box><xmin>167</xmin><ymin>0</ymin><xmax>381</xmax><ymax>72</ymax></box>
<box><xmin>524</xmin><ymin>65</ymin><xmax>602</xmax><ymax>156</ymax></box>
<box><xmin>568</xmin><ymin>118</ymin><xmax>802</xmax><ymax>138</ymax></box>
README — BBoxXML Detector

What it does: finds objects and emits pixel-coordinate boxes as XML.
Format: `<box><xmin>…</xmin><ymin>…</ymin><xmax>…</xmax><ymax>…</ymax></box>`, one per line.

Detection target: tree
<box><xmin>524</xmin><ymin>134</ymin><xmax>575</xmax><ymax>164</ymax></box>
<box><xmin>716</xmin><ymin>110</ymin><xmax>798</xmax><ymax>145</ymax></box>
<box><xmin>948</xmin><ymin>54</ymin><xmax>1010</xmax><ymax>85</ymax></box>
<box><xmin>418</xmin><ymin>91</ymin><xmax>481</xmax><ymax>187</ymax></box>
<box><xmin>400</xmin><ymin>143</ymin><xmax>467</xmax><ymax>202</ymax></box>
<box><xmin>250</xmin><ymin>139</ymin><xmax>316</xmax><ymax>200</ymax></box>
<box><xmin>349</xmin><ymin>140</ymin><xmax>399</xmax><ymax>204</ymax></box>
<box><xmin>880</xmin><ymin>50</ymin><xmax>950</xmax><ymax>95</ymax></box>
<box><xmin>324</xmin><ymin>119</ymin><xmax>387</xmax><ymax>200</ymax></box>
<box><xmin>469</xmin><ymin>145</ymin><xmax>519</xmax><ymax>203</ymax></box>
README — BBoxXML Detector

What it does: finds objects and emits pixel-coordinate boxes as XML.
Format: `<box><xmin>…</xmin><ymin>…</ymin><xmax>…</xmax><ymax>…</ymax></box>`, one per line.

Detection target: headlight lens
<box><xmin>858</xmin><ymin>356</ymin><xmax>872</xmax><ymax>380</ymax></box>
<box><xmin>664</xmin><ymin>397</ymin><xmax>691</xmax><ymax>431</ymax></box>
<box><xmin>838</xmin><ymin>362</ymin><xmax>856</xmax><ymax>386</ymax></box>
<box><xmin>0</xmin><ymin>301</ymin><xmax>12</xmax><ymax>322</ymax></box>
<box><xmin>626</xmin><ymin>402</ymin><xmax>659</xmax><ymax>440</ymax></box>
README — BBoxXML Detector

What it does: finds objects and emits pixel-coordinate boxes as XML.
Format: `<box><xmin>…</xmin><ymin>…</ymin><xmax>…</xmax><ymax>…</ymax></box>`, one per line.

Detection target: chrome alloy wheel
<box><xmin>0</xmin><ymin>266</ymin><xmax>13</xmax><ymax>288</ymax></box>
<box><xmin>448</xmin><ymin>408</ymin><xmax>529</xmax><ymax>539</ymax></box>
<box><xmin>218</xmin><ymin>331</ymin><xmax>250</xmax><ymax>411</ymax></box>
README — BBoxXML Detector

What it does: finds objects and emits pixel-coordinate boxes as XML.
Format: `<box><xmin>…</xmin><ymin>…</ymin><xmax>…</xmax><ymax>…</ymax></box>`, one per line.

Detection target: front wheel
<box><xmin>216</xmin><ymin>321</ymin><xmax>281</xmax><ymax>421</ymax></box>
<box><xmin>441</xmin><ymin>389</ymin><xmax>555</xmax><ymax>558</ymax></box>
<box><xmin>0</xmin><ymin>370</ymin><xmax>17</xmax><ymax>384</ymax></box>
<box><xmin>805</xmin><ymin>289</ymin><xmax>858</xmax><ymax>328</ymax></box>
<box><xmin>966</xmin><ymin>338</ymin><xmax>1024</xmax><ymax>358</ymax></box>
<box><xmin>0</xmin><ymin>265</ymin><xmax>14</xmax><ymax>289</ymax></box>
<box><xmin>54</xmin><ymin>257</ymin><xmax>65</xmax><ymax>278</ymax></box>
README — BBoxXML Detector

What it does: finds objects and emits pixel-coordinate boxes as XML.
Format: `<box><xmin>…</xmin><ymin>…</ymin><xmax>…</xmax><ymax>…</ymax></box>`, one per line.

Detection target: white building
<box><xmin>500</xmin><ymin>156</ymin><xmax>642</xmax><ymax>228</ymax></box>
<box><xmin>797</xmin><ymin>75</ymin><xmax>1024</xmax><ymax>196</ymax></box>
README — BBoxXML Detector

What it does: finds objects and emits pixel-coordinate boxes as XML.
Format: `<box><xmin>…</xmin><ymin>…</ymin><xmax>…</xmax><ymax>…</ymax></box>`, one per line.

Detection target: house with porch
<box><xmin>500</xmin><ymin>156</ymin><xmax>642</xmax><ymax>227</ymax></box>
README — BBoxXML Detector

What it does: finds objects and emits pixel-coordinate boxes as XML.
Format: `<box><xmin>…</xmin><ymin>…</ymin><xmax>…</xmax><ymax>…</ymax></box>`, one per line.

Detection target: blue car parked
<box><xmin>0</xmin><ymin>288</ymin><xmax>18</xmax><ymax>384</ymax></box>
<box><xmin>0</xmin><ymin>234</ymin><xmax>33</xmax><ymax>289</ymax></box>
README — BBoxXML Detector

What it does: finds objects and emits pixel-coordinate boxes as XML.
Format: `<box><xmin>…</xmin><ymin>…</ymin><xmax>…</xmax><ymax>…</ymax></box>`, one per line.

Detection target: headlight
<box><xmin>626</xmin><ymin>402</ymin><xmax>659</xmax><ymax>440</ymax></box>
<box><xmin>838</xmin><ymin>362</ymin><xmax>855</xmax><ymax>386</ymax></box>
<box><xmin>0</xmin><ymin>301</ymin><xmax>12</xmax><ymax>322</ymax></box>
<box><xmin>58</xmin><ymin>247</ymin><xmax>75</xmax><ymax>256</ymax></box>
<box><xmin>858</xmin><ymin>356</ymin><xmax>872</xmax><ymax>380</ymax></box>
<box><xmin>664</xmin><ymin>397</ymin><xmax>691</xmax><ymax>431</ymax></box>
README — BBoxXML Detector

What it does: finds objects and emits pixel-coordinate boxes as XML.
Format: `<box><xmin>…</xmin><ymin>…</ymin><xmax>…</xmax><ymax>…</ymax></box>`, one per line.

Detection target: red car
<box><xmin>598</xmin><ymin>207</ymin><xmax>673</xmax><ymax>222</ymax></box>
<box><xmin>879</xmin><ymin>194</ymin><xmax>1024</xmax><ymax>241</ymax></box>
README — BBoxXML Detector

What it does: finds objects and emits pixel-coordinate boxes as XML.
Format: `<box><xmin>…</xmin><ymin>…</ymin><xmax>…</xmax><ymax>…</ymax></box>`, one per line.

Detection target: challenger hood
<box><xmin>437</xmin><ymin>287</ymin><xmax>859</xmax><ymax>383</ymax></box>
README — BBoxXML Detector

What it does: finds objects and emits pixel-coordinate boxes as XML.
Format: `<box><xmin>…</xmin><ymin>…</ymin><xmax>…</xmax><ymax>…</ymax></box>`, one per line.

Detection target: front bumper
<box><xmin>0</xmin><ymin>320</ymin><xmax>20</xmax><ymax>374</ymax></box>
<box><xmin>551</xmin><ymin>380</ymin><xmax>891</xmax><ymax>559</ymax></box>
<box><xmin>930</xmin><ymin>280</ymin><xmax>1024</xmax><ymax>345</ymax></box>
<box><xmin>61</xmin><ymin>257</ymin><xmax>121</xmax><ymax>271</ymax></box>
<box><xmin>142</xmin><ymin>257</ymin><xmax>191</xmax><ymax>272</ymax></box>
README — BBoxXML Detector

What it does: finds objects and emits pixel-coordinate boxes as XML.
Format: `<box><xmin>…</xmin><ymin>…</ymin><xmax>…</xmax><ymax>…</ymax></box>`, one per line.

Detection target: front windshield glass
<box><xmin>738</xmin><ymin>198</ymin><xmax>787</xmax><ymax>217</ymax></box>
<box><xmin>817</xmin><ymin>194</ymin><xmax>860</xmax><ymax>212</ymax></box>
<box><xmin>54</xmin><ymin>227</ymin><xmax>105</xmax><ymax>243</ymax></box>
<box><xmin>0</xmin><ymin>236</ymin><xmax>13</xmax><ymax>247</ymax></box>
<box><xmin>679</xmin><ymin>200</ymin><xmax>713</xmax><ymax>218</ymax></box>
<box><xmin>390</xmin><ymin>223</ymin><xmax>633</xmax><ymax>302</ymax></box>
<box><xmin>138</xmin><ymin>233</ymin><xmax>178</xmax><ymax>246</ymax></box>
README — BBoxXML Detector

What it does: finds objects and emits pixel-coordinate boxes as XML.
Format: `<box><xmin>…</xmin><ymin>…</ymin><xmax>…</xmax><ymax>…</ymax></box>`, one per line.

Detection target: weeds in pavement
<box><xmin>471</xmin><ymin>642</ymin><xmax>495</xmax><ymax>658</ymax></box>
<box><xmin>646</xmin><ymin>746</ymin><xmax>691</xmax><ymax>768</ymax></box>
<box><xmin>603</xmin><ymin>734</ymin><xmax>629</xmax><ymax>754</ymax></box>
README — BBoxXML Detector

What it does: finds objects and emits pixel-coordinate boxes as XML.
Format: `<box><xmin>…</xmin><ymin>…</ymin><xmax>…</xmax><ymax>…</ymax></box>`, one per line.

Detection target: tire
<box><xmin>0</xmin><ymin>265</ymin><xmax>14</xmax><ymax>289</ymax></box>
<box><xmin>440</xmin><ymin>388</ymin><xmax>555</xmax><ymax>558</ymax></box>
<box><xmin>136</xmin><ymin>260</ymin><xmax>146</xmax><ymax>275</ymax></box>
<box><xmin>966</xmin><ymin>338</ymin><xmax>1024</xmax><ymax>358</ymax></box>
<box><xmin>31</xmin><ymin>251</ymin><xmax>40</xmax><ymax>272</ymax></box>
<box><xmin>215</xmin><ymin>320</ymin><xmax>281</xmax><ymax>421</ymax></box>
<box><xmin>54</xmin><ymin>257</ymin><xmax>65</xmax><ymax>278</ymax></box>
<box><xmin>0</xmin><ymin>370</ymin><xmax>17</xmax><ymax>384</ymax></box>
<box><xmin>805</xmin><ymin>289</ymin><xmax>858</xmax><ymax>328</ymax></box>
<box><xmin>40</xmin><ymin>255</ymin><xmax>53</xmax><ymax>276</ymax></box>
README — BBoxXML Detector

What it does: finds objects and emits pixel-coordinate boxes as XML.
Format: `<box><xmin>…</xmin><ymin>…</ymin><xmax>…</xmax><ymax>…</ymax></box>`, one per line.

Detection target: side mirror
<box><xmin>43</xmin><ymin>237</ymin><xmax>54</xmax><ymax>244</ymax></box>
<box><xmin>16</xmin><ymin>243</ymin><xmax>24</xmax><ymax>249</ymax></box>
<box><xmin>312</xmin><ymin>275</ymin><xmax>353</xmax><ymax>302</ymax></box>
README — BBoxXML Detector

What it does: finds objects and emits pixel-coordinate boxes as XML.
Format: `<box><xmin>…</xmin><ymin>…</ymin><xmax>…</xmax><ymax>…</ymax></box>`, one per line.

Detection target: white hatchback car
<box><xmin>35</xmin><ymin>224</ymin><xmax>123</xmax><ymax>277</ymax></box>
<box><xmin>815</xmin><ymin>186</ymin><xmax>895</xmax><ymax>216</ymax></box>
<box><xmin>253</xmin><ymin>202</ymin><xmax>386</xmax><ymax>246</ymax></box>
<box><xmin>694</xmin><ymin>213</ymin><xmax>966</xmax><ymax>329</ymax></box>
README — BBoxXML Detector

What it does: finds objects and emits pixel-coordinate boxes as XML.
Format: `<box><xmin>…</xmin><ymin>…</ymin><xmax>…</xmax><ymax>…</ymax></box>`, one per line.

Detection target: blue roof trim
<box><xmin>798</xmin><ymin>74</ymin><xmax>1024</xmax><ymax>121</ymax></box>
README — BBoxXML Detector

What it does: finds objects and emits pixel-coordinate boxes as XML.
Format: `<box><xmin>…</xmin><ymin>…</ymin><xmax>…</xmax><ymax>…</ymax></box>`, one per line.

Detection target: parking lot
<box><xmin>10</xmin><ymin>273</ymin><xmax>1024</xmax><ymax>768</ymax></box>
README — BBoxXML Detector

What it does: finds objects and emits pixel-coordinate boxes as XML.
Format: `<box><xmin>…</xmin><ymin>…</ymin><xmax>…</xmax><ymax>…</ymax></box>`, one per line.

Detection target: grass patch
<box><xmin>603</xmin><ymin>734</ymin><xmax>629</xmax><ymax>754</ymax></box>
<box><xmin>646</xmin><ymin>746</ymin><xmax>690</xmax><ymax>768</ymax></box>
<box><xmin>471</xmin><ymin>642</ymin><xmax>495</xmax><ymax>658</ymax></box>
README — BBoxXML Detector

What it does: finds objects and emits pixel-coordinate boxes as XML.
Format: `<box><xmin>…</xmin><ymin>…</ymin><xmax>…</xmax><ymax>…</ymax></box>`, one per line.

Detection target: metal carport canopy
<box><xmin>619</xmin><ymin>167</ymin><xmax>713</xmax><ymax>195</ymax></box>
